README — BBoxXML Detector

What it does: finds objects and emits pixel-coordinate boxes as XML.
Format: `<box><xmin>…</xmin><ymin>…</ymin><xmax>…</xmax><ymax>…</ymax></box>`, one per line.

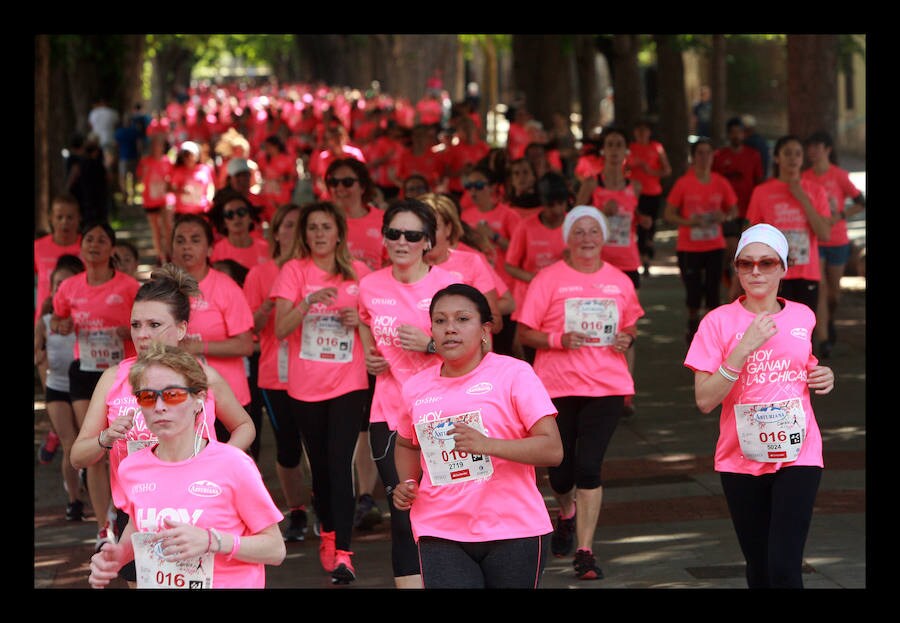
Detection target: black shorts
<box><xmin>44</xmin><ymin>386</ymin><xmax>72</xmax><ymax>404</ymax></box>
<box><xmin>68</xmin><ymin>360</ymin><xmax>104</xmax><ymax>402</ymax></box>
<box><xmin>722</xmin><ymin>217</ymin><xmax>749</xmax><ymax>238</ymax></box>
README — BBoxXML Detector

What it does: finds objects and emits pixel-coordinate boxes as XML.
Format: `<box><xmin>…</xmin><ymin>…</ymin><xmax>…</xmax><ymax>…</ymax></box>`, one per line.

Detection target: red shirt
<box><xmin>712</xmin><ymin>145</ymin><xmax>763</xmax><ymax>217</ymax></box>
<box><xmin>667</xmin><ymin>169</ymin><xmax>738</xmax><ymax>252</ymax></box>
<box><xmin>627</xmin><ymin>141</ymin><xmax>666</xmax><ymax>196</ymax></box>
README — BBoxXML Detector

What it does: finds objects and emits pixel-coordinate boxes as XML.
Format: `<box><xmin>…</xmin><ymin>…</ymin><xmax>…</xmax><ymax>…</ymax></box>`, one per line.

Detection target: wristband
<box><xmin>209</xmin><ymin>527</ymin><xmax>223</xmax><ymax>554</ymax></box>
<box><xmin>548</xmin><ymin>332</ymin><xmax>563</xmax><ymax>349</ymax></box>
<box><xmin>722</xmin><ymin>362</ymin><xmax>741</xmax><ymax>375</ymax></box>
<box><xmin>225</xmin><ymin>534</ymin><xmax>240</xmax><ymax>562</ymax></box>
<box><xmin>98</xmin><ymin>431</ymin><xmax>113</xmax><ymax>450</ymax></box>
<box><xmin>304</xmin><ymin>293</ymin><xmax>313</xmax><ymax>306</ymax></box>
<box><xmin>206</xmin><ymin>528</ymin><xmax>212</xmax><ymax>554</ymax></box>
<box><xmin>625</xmin><ymin>333</ymin><xmax>636</xmax><ymax>349</ymax></box>
<box><xmin>718</xmin><ymin>365</ymin><xmax>739</xmax><ymax>382</ymax></box>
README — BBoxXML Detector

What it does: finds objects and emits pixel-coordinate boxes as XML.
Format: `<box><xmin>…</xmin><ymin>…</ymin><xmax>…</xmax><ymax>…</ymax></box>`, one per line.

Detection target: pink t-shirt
<box><xmin>517</xmin><ymin>260</ymin><xmax>644</xmax><ymax>398</ymax></box>
<box><xmin>118</xmin><ymin>440</ymin><xmax>283</xmax><ymax>588</ymax></box>
<box><xmin>460</xmin><ymin>202</ymin><xmax>522</xmax><ymax>291</ymax></box>
<box><xmin>243</xmin><ymin>260</ymin><xmax>285</xmax><ymax>391</ymax></box>
<box><xmin>590</xmin><ymin>179</ymin><xmax>641</xmax><ymax>272</ymax></box>
<box><xmin>746</xmin><ymin>178</ymin><xmax>831</xmax><ymax>281</ymax></box>
<box><xmin>505</xmin><ymin>212</ymin><xmax>566</xmax><ymax>320</ymax></box>
<box><xmin>258</xmin><ymin>152</ymin><xmax>297</xmax><ymax>218</ymax></box>
<box><xmin>357</xmin><ymin>265</ymin><xmax>458</xmax><ymax>429</ymax></box>
<box><xmin>106</xmin><ymin>357</ymin><xmax>219</xmax><ymax>510</ymax></box>
<box><xmin>801</xmin><ymin>164</ymin><xmax>862</xmax><ymax>247</ymax></box>
<box><xmin>34</xmin><ymin>234</ymin><xmax>82</xmax><ymax>324</ymax></box>
<box><xmin>397</xmin><ymin>150</ymin><xmax>444</xmax><ymax>189</ymax></box>
<box><xmin>52</xmin><ymin>271</ymin><xmax>141</xmax><ymax>367</ymax></box>
<box><xmin>398</xmin><ymin>352</ymin><xmax>556</xmax><ymax>542</ymax></box>
<box><xmin>188</xmin><ymin>269</ymin><xmax>255</xmax><ymax>405</ymax></box>
<box><xmin>627</xmin><ymin>141</ymin><xmax>666</xmax><ymax>196</ymax></box>
<box><xmin>683</xmin><ymin>297</ymin><xmax>824</xmax><ymax>476</ymax></box>
<box><xmin>136</xmin><ymin>155</ymin><xmax>173</xmax><ymax>209</ymax></box>
<box><xmin>667</xmin><ymin>169</ymin><xmax>738</xmax><ymax>252</ymax></box>
<box><xmin>170</xmin><ymin>163</ymin><xmax>215</xmax><ymax>214</ymax></box>
<box><xmin>346</xmin><ymin>206</ymin><xmax>388</xmax><ymax>271</ymax></box>
<box><xmin>434</xmin><ymin>248</ymin><xmax>497</xmax><ymax>297</ymax></box>
<box><xmin>210</xmin><ymin>237</ymin><xmax>272</xmax><ymax>271</ymax></box>
<box><xmin>269</xmin><ymin>257</ymin><xmax>371</xmax><ymax>402</ymax></box>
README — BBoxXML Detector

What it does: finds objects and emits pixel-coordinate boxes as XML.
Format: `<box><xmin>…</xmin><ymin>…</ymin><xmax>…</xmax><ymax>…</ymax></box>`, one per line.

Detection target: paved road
<box><xmin>33</xmin><ymin>202</ymin><xmax>866</xmax><ymax>591</ymax></box>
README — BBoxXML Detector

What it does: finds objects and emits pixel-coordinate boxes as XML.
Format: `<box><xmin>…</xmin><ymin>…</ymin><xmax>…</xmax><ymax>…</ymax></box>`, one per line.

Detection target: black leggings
<box><xmin>547</xmin><ymin>395</ymin><xmax>622</xmax><ymax>493</ymax></box>
<box><xmin>262</xmin><ymin>388</ymin><xmax>303</xmax><ymax>468</ymax></box>
<box><xmin>720</xmin><ymin>466</ymin><xmax>822</xmax><ymax>588</ymax></box>
<box><xmin>369</xmin><ymin>421</ymin><xmax>421</xmax><ymax>577</ymax></box>
<box><xmin>636</xmin><ymin>194</ymin><xmax>662</xmax><ymax>260</ymax></box>
<box><xmin>418</xmin><ymin>533</ymin><xmax>550</xmax><ymax>588</ymax></box>
<box><xmin>779</xmin><ymin>279</ymin><xmax>819</xmax><ymax>315</ymax></box>
<box><xmin>244</xmin><ymin>352</ymin><xmax>264</xmax><ymax>461</ymax></box>
<box><xmin>677</xmin><ymin>249</ymin><xmax>724</xmax><ymax>311</ymax></box>
<box><xmin>292</xmin><ymin>390</ymin><xmax>367</xmax><ymax>552</ymax></box>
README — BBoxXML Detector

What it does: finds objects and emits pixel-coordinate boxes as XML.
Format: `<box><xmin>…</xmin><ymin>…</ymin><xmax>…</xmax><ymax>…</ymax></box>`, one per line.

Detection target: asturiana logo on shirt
<box><xmin>367</xmin><ymin>227</ymin><xmax>381</xmax><ymax>238</ymax></box>
<box><xmin>188</xmin><ymin>480</ymin><xmax>223</xmax><ymax>498</ymax></box>
<box><xmin>790</xmin><ymin>327</ymin><xmax>809</xmax><ymax>340</ymax></box>
<box><xmin>466</xmin><ymin>382</ymin><xmax>493</xmax><ymax>395</ymax></box>
<box><xmin>417</xmin><ymin>298</ymin><xmax>433</xmax><ymax>311</ymax></box>
<box><xmin>346</xmin><ymin>284</ymin><xmax>360</xmax><ymax>296</ymax></box>
<box><xmin>106</xmin><ymin>293</ymin><xmax>125</xmax><ymax>305</ymax></box>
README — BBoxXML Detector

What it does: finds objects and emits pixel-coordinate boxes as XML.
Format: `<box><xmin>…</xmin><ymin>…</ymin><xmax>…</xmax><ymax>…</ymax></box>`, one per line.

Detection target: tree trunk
<box><xmin>710</xmin><ymin>35</ymin><xmax>727</xmax><ymax>147</ymax></box>
<box><xmin>654</xmin><ymin>35</ymin><xmax>689</xmax><ymax>185</ymax></box>
<box><xmin>787</xmin><ymin>34</ymin><xmax>839</xmax><ymax>140</ymax></box>
<box><xmin>574</xmin><ymin>35</ymin><xmax>601</xmax><ymax>137</ymax></box>
<box><xmin>512</xmin><ymin>35</ymin><xmax>572</xmax><ymax>134</ymax></box>
<box><xmin>610</xmin><ymin>35</ymin><xmax>642</xmax><ymax>132</ymax></box>
<box><xmin>35</xmin><ymin>35</ymin><xmax>51</xmax><ymax>233</ymax></box>
<box><xmin>118</xmin><ymin>35</ymin><xmax>146</xmax><ymax>114</ymax></box>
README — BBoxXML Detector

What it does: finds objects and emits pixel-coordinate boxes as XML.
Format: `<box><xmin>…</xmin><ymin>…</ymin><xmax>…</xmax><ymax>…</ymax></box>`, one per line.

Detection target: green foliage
<box><xmin>459</xmin><ymin>35</ymin><xmax>511</xmax><ymax>60</ymax></box>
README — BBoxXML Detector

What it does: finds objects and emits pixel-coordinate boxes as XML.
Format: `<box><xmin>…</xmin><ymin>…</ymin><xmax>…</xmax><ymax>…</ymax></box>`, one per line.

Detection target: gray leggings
<box><xmin>418</xmin><ymin>533</ymin><xmax>550</xmax><ymax>589</ymax></box>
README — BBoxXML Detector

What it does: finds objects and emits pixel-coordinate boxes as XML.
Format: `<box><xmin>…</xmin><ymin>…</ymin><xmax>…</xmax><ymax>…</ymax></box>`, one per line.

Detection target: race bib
<box><xmin>784</xmin><ymin>229</ymin><xmax>811</xmax><ymax>266</ymax></box>
<box><xmin>564</xmin><ymin>298</ymin><xmax>618</xmax><ymax>346</ymax></box>
<box><xmin>733</xmin><ymin>398</ymin><xmax>806</xmax><ymax>463</ymax></box>
<box><xmin>690</xmin><ymin>212</ymin><xmax>720</xmax><ymax>241</ymax></box>
<box><xmin>415</xmin><ymin>410</ymin><xmax>494</xmax><ymax>486</ymax></box>
<box><xmin>149</xmin><ymin>180</ymin><xmax>167</xmax><ymax>200</ymax></box>
<box><xmin>606</xmin><ymin>212</ymin><xmax>632</xmax><ymax>246</ymax></box>
<box><xmin>132</xmin><ymin>532</ymin><xmax>214</xmax><ymax>589</ymax></box>
<box><xmin>300</xmin><ymin>313</ymin><xmax>354</xmax><ymax>363</ymax></box>
<box><xmin>78</xmin><ymin>328</ymin><xmax>124</xmax><ymax>372</ymax></box>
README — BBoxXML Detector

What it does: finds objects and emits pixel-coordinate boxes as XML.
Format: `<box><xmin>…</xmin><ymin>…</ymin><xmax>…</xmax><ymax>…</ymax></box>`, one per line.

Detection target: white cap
<box><xmin>180</xmin><ymin>141</ymin><xmax>200</xmax><ymax>156</ymax></box>
<box><xmin>562</xmin><ymin>205</ymin><xmax>609</xmax><ymax>244</ymax></box>
<box><xmin>735</xmin><ymin>223</ymin><xmax>789</xmax><ymax>268</ymax></box>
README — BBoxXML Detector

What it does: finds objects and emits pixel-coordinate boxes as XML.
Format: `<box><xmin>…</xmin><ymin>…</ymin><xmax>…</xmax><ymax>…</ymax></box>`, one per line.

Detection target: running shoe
<box><xmin>573</xmin><ymin>548</ymin><xmax>604</xmax><ymax>580</ymax></box>
<box><xmin>65</xmin><ymin>499</ymin><xmax>84</xmax><ymax>522</ymax></box>
<box><xmin>38</xmin><ymin>430</ymin><xmax>60</xmax><ymax>465</ymax></box>
<box><xmin>319</xmin><ymin>531</ymin><xmax>336</xmax><ymax>573</ymax></box>
<box><xmin>353</xmin><ymin>493</ymin><xmax>383</xmax><ymax>531</ymax></box>
<box><xmin>551</xmin><ymin>510</ymin><xmax>576</xmax><ymax>557</ymax></box>
<box><xmin>283</xmin><ymin>507</ymin><xmax>308</xmax><ymax>542</ymax></box>
<box><xmin>331</xmin><ymin>549</ymin><xmax>356</xmax><ymax>584</ymax></box>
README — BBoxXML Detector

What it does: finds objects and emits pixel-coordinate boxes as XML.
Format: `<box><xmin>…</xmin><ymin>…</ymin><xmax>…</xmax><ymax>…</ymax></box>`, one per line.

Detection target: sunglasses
<box><xmin>383</xmin><ymin>228</ymin><xmax>427</xmax><ymax>243</ymax></box>
<box><xmin>134</xmin><ymin>386</ymin><xmax>198</xmax><ymax>407</ymax></box>
<box><xmin>734</xmin><ymin>258</ymin><xmax>782</xmax><ymax>274</ymax></box>
<box><xmin>464</xmin><ymin>181</ymin><xmax>488</xmax><ymax>191</ymax></box>
<box><xmin>326</xmin><ymin>177</ymin><xmax>359</xmax><ymax>188</ymax></box>
<box><xmin>224</xmin><ymin>206</ymin><xmax>249</xmax><ymax>219</ymax></box>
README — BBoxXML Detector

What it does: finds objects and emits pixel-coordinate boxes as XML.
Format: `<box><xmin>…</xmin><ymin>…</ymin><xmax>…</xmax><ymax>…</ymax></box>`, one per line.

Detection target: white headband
<box><xmin>735</xmin><ymin>223</ymin><xmax>789</xmax><ymax>268</ymax></box>
<box><xmin>563</xmin><ymin>205</ymin><xmax>609</xmax><ymax>244</ymax></box>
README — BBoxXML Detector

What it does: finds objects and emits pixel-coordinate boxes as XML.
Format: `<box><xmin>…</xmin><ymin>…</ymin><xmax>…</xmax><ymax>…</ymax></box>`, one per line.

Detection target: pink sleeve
<box><xmin>242</xmin><ymin>265</ymin><xmax>266</xmax><ymax>310</ymax></box>
<box><xmin>506</xmin><ymin>223</ymin><xmax>525</xmax><ymax>267</ymax></box>
<box><xmin>509</xmin><ymin>361</ymin><xmax>558</xmax><ymax>430</ymax></box>
<box><xmin>218</xmin><ymin>278</ymin><xmax>254</xmax><ymax>337</ymax></box>
<box><xmin>269</xmin><ymin>262</ymin><xmax>300</xmax><ymax>305</ymax></box>
<box><xmin>684</xmin><ymin>313</ymin><xmax>728</xmax><ymax>373</ymax></box>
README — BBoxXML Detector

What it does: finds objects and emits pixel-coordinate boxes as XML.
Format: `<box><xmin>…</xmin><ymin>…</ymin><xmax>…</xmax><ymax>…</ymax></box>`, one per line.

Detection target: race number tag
<box><xmin>606</xmin><ymin>212</ymin><xmax>632</xmax><ymax>246</ymax></box>
<box><xmin>300</xmin><ymin>313</ymin><xmax>354</xmax><ymax>363</ymax></box>
<box><xmin>78</xmin><ymin>328</ymin><xmax>124</xmax><ymax>371</ymax></box>
<box><xmin>126</xmin><ymin>438</ymin><xmax>157</xmax><ymax>455</ymax></box>
<box><xmin>415</xmin><ymin>410</ymin><xmax>494</xmax><ymax>486</ymax></box>
<box><xmin>690</xmin><ymin>212</ymin><xmax>719</xmax><ymax>241</ymax></box>
<box><xmin>784</xmin><ymin>229</ymin><xmax>811</xmax><ymax>267</ymax></box>
<box><xmin>564</xmin><ymin>298</ymin><xmax>618</xmax><ymax>346</ymax></box>
<box><xmin>149</xmin><ymin>180</ymin><xmax>167</xmax><ymax>201</ymax></box>
<box><xmin>277</xmin><ymin>340</ymin><xmax>289</xmax><ymax>382</ymax></box>
<box><xmin>733</xmin><ymin>398</ymin><xmax>806</xmax><ymax>462</ymax></box>
<box><xmin>132</xmin><ymin>532</ymin><xmax>213</xmax><ymax>589</ymax></box>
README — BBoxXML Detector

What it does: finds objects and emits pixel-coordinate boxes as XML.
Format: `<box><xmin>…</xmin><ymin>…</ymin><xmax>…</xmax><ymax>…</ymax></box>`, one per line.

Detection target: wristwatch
<box><xmin>426</xmin><ymin>338</ymin><xmax>437</xmax><ymax>354</ymax></box>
